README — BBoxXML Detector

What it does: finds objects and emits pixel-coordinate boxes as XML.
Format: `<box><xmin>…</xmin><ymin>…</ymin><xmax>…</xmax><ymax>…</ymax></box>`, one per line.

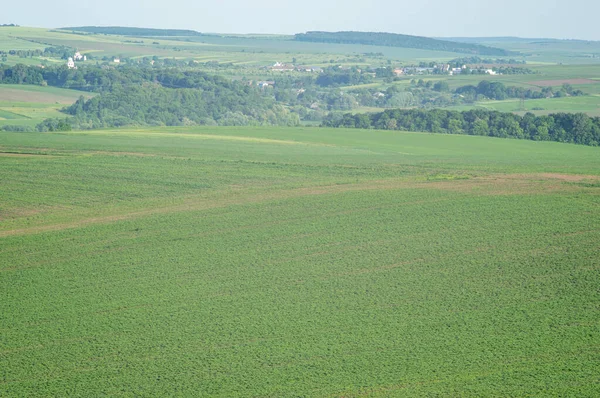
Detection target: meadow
<box><xmin>1</xmin><ymin>127</ymin><xmax>599</xmax><ymax>396</ymax></box>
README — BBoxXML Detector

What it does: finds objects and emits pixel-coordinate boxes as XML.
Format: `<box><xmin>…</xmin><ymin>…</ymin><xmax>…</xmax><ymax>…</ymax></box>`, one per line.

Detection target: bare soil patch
<box><xmin>0</xmin><ymin>152</ymin><xmax>56</xmax><ymax>158</ymax></box>
<box><xmin>1</xmin><ymin>173</ymin><xmax>596</xmax><ymax>239</ymax></box>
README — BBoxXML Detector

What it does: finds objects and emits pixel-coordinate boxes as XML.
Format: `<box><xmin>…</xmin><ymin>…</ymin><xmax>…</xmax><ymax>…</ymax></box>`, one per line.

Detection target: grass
<box><xmin>1</xmin><ymin>126</ymin><xmax>599</xmax><ymax>396</ymax></box>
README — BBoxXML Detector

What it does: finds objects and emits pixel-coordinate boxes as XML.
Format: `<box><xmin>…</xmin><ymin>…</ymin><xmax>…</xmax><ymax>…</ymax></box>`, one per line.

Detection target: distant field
<box><xmin>457</xmin><ymin>38</ymin><xmax>600</xmax><ymax>65</ymax></box>
<box><xmin>529</xmin><ymin>78</ymin><xmax>598</xmax><ymax>86</ymax></box>
<box><xmin>1</xmin><ymin>127</ymin><xmax>599</xmax><ymax>396</ymax></box>
<box><xmin>454</xmin><ymin>95</ymin><xmax>600</xmax><ymax>116</ymax></box>
<box><xmin>0</xmin><ymin>27</ymin><xmax>474</xmax><ymax>65</ymax></box>
<box><xmin>0</xmin><ymin>84</ymin><xmax>91</xmax><ymax>104</ymax></box>
<box><xmin>0</xmin><ymin>84</ymin><xmax>92</xmax><ymax>127</ymax></box>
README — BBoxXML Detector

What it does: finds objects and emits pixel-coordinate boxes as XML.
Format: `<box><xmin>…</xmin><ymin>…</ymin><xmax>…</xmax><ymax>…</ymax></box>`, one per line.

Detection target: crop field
<box><xmin>446</xmin><ymin>94</ymin><xmax>600</xmax><ymax>117</ymax></box>
<box><xmin>0</xmin><ymin>27</ymin><xmax>476</xmax><ymax>66</ymax></box>
<box><xmin>451</xmin><ymin>38</ymin><xmax>600</xmax><ymax>65</ymax></box>
<box><xmin>0</xmin><ymin>85</ymin><xmax>92</xmax><ymax>127</ymax></box>
<box><xmin>1</xmin><ymin>126</ymin><xmax>599</xmax><ymax>396</ymax></box>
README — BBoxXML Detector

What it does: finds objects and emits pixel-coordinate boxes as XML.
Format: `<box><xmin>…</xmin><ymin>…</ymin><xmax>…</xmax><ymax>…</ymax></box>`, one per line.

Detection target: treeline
<box><xmin>0</xmin><ymin>46</ymin><xmax>74</xmax><ymax>60</ymax></box>
<box><xmin>0</xmin><ymin>64</ymin><xmax>257</xmax><ymax>92</ymax></box>
<box><xmin>59</xmin><ymin>26</ymin><xmax>203</xmax><ymax>37</ymax></box>
<box><xmin>295</xmin><ymin>31</ymin><xmax>514</xmax><ymax>56</ymax></box>
<box><xmin>323</xmin><ymin>109</ymin><xmax>600</xmax><ymax>146</ymax></box>
<box><xmin>455</xmin><ymin>81</ymin><xmax>585</xmax><ymax>101</ymax></box>
<box><xmin>449</xmin><ymin>56</ymin><xmax>526</xmax><ymax>66</ymax></box>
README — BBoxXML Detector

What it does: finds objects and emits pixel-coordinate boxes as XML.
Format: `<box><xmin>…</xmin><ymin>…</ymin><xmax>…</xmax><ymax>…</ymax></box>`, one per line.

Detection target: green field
<box><xmin>0</xmin><ymin>85</ymin><xmax>93</xmax><ymax>127</ymax></box>
<box><xmin>446</xmin><ymin>95</ymin><xmax>600</xmax><ymax>117</ymax></box>
<box><xmin>1</xmin><ymin>127</ymin><xmax>599</xmax><ymax>396</ymax></box>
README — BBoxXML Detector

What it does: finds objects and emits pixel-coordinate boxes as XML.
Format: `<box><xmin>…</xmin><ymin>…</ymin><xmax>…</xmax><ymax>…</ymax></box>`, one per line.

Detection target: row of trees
<box><xmin>0</xmin><ymin>46</ymin><xmax>75</xmax><ymax>60</ymax></box>
<box><xmin>448</xmin><ymin>56</ymin><xmax>526</xmax><ymax>66</ymax></box>
<box><xmin>0</xmin><ymin>64</ymin><xmax>259</xmax><ymax>92</ymax></box>
<box><xmin>323</xmin><ymin>109</ymin><xmax>600</xmax><ymax>146</ymax></box>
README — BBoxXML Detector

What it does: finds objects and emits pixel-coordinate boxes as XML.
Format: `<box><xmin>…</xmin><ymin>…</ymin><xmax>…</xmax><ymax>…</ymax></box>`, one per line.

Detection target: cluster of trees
<box><xmin>58</xmin><ymin>26</ymin><xmax>204</xmax><ymax>37</ymax></box>
<box><xmin>295</xmin><ymin>31</ymin><xmax>514</xmax><ymax>56</ymax></box>
<box><xmin>455</xmin><ymin>81</ymin><xmax>585</xmax><ymax>101</ymax></box>
<box><xmin>0</xmin><ymin>63</ymin><xmax>300</xmax><ymax>128</ymax></box>
<box><xmin>0</xmin><ymin>64</ymin><xmax>47</xmax><ymax>85</ymax></box>
<box><xmin>62</xmin><ymin>83</ymin><xmax>299</xmax><ymax>129</ymax></box>
<box><xmin>323</xmin><ymin>109</ymin><xmax>600</xmax><ymax>146</ymax></box>
<box><xmin>315</xmin><ymin>67</ymin><xmax>373</xmax><ymax>87</ymax></box>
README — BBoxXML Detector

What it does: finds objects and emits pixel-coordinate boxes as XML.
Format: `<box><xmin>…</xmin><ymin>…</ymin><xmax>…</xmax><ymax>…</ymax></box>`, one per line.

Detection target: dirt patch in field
<box><xmin>0</xmin><ymin>152</ymin><xmax>58</xmax><ymax>159</ymax></box>
<box><xmin>0</xmin><ymin>173</ymin><xmax>596</xmax><ymax>239</ymax></box>
<box><xmin>528</xmin><ymin>79</ymin><xmax>599</xmax><ymax>87</ymax></box>
<box><xmin>533</xmin><ymin>173</ymin><xmax>599</xmax><ymax>182</ymax></box>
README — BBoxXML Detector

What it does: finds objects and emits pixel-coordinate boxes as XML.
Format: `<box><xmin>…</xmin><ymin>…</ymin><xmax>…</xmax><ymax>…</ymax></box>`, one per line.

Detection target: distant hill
<box><xmin>294</xmin><ymin>31</ymin><xmax>516</xmax><ymax>56</ymax></box>
<box><xmin>58</xmin><ymin>26</ymin><xmax>204</xmax><ymax>37</ymax></box>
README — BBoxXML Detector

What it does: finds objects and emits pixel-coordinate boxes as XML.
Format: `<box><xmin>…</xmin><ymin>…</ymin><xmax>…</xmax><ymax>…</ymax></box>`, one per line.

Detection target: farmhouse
<box><xmin>67</xmin><ymin>57</ymin><xmax>76</xmax><ymax>69</ymax></box>
<box><xmin>113</xmin><ymin>58</ymin><xmax>121</xmax><ymax>63</ymax></box>
<box><xmin>270</xmin><ymin>62</ymin><xmax>294</xmax><ymax>72</ymax></box>
<box><xmin>393</xmin><ymin>68</ymin><xmax>404</xmax><ymax>76</ymax></box>
<box><xmin>74</xmin><ymin>52</ymin><xmax>83</xmax><ymax>61</ymax></box>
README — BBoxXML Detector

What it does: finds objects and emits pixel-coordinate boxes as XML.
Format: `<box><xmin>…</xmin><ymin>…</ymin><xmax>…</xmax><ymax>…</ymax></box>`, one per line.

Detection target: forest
<box><xmin>294</xmin><ymin>31</ymin><xmax>514</xmax><ymax>56</ymax></box>
<box><xmin>0</xmin><ymin>64</ymin><xmax>299</xmax><ymax>129</ymax></box>
<box><xmin>323</xmin><ymin>108</ymin><xmax>600</xmax><ymax>146</ymax></box>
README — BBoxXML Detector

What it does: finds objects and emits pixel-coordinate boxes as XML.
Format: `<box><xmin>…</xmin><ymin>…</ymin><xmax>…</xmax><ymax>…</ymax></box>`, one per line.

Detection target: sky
<box><xmin>4</xmin><ymin>0</ymin><xmax>600</xmax><ymax>41</ymax></box>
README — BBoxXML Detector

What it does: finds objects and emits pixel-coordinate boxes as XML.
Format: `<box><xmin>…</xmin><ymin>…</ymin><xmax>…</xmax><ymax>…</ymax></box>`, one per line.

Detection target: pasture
<box><xmin>1</xmin><ymin>127</ymin><xmax>599</xmax><ymax>396</ymax></box>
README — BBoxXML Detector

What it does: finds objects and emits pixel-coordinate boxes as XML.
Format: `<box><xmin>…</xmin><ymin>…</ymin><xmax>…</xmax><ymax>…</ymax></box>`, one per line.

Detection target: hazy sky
<box><xmin>5</xmin><ymin>0</ymin><xmax>600</xmax><ymax>40</ymax></box>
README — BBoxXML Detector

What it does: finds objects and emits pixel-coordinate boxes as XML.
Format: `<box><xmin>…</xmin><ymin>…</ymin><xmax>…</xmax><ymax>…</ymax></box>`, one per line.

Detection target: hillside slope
<box><xmin>295</xmin><ymin>31</ymin><xmax>515</xmax><ymax>56</ymax></box>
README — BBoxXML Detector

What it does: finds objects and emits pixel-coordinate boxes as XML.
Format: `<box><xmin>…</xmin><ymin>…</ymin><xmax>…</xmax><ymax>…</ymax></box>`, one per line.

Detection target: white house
<box><xmin>67</xmin><ymin>57</ymin><xmax>75</xmax><ymax>69</ymax></box>
<box><xmin>113</xmin><ymin>58</ymin><xmax>121</xmax><ymax>63</ymax></box>
<box><xmin>74</xmin><ymin>52</ymin><xmax>83</xmax><ymax>61</ymax></box>
<box><xmin>485</xmin><ymin>69</ymin><xmax>498</xmax><ymax>75</ymax></box>
<box><xmin>270</xmin><ymin>62</ymin><xmax>294</xmax><ymax>72</ymax></box>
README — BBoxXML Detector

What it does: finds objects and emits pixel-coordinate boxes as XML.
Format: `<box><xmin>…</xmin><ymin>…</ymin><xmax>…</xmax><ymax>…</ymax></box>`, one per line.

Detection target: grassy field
<box><xmin>447</xmin><ymin>95</ymin><xmax>600</xmax><ymax>117</ymax></box>
<box><xmin>0</xmin><ymin>85</ymin><xmax>92</xmax><ymax>127</ymax></box>
<box><xmin>1</xmin><ymin>126</ymin><xmax>599</xmax><ymax>396</ymax></box>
